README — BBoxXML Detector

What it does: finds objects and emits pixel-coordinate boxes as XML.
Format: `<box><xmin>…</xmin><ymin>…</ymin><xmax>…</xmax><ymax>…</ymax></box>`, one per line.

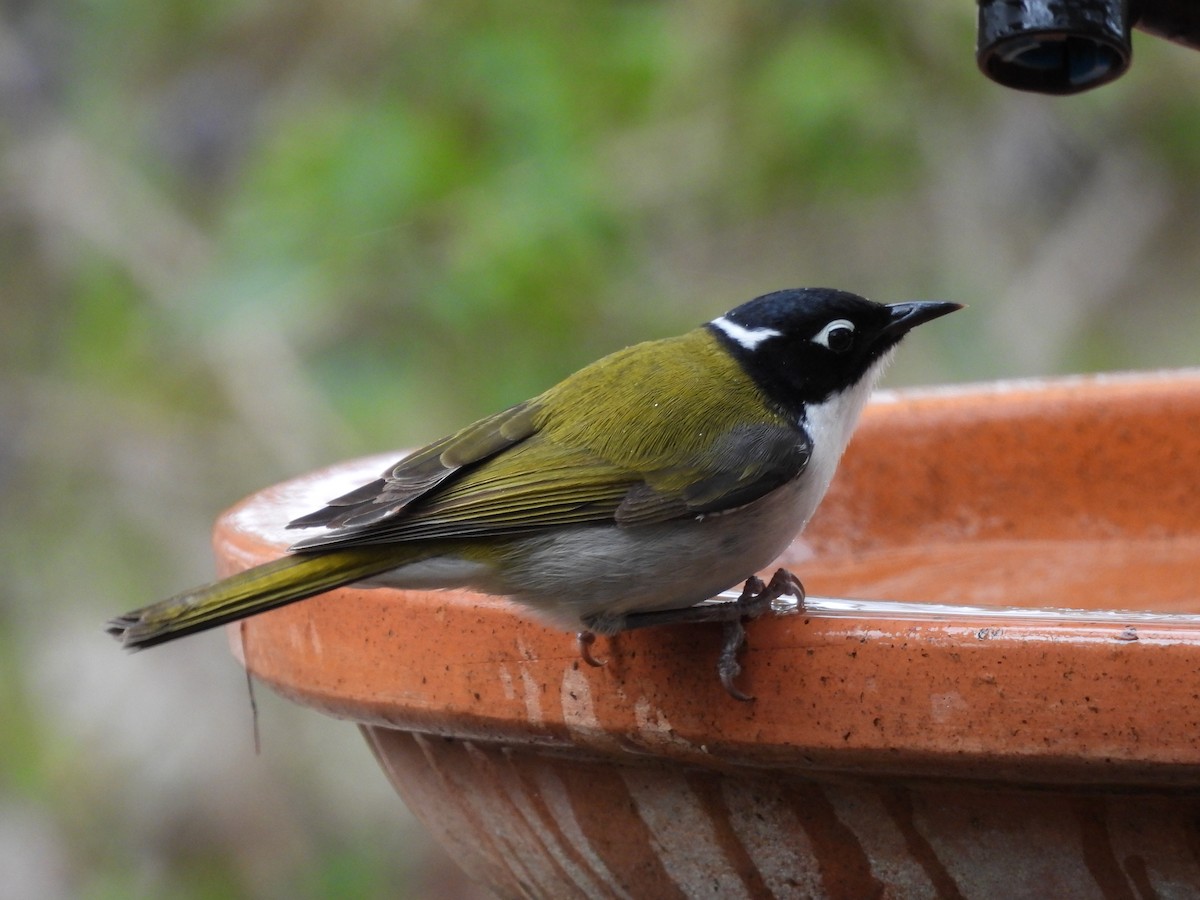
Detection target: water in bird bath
<box><xmin>789</xmin><ymin>534</ymin><xmax>1200</xmax><ymax>614</ymax></box>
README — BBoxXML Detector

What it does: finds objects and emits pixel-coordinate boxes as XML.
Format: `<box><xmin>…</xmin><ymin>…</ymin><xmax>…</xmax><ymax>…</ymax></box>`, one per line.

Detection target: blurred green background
<box><xmin>2</xmin><ymin>0</ymin><xmax>1199</xmax><ymax>897</ymax></box>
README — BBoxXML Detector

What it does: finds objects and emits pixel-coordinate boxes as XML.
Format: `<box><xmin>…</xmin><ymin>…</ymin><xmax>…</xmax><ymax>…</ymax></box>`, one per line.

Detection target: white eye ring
<box><xmin>812</xmin><ymin>319</ymin><xmax>855</xmax><ymax>351</ymax></box>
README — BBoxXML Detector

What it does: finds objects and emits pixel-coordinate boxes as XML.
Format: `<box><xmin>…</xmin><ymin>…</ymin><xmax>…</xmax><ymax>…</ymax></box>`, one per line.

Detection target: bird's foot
<box><xmin>580</xmin><ymin>568</ymin><xmax>805</xmax><ymax>701</ymax></box>
<box><xmin>714</xmin><ymin>569</ymin><xmax>804</xmax><ymax>700</ymax></box>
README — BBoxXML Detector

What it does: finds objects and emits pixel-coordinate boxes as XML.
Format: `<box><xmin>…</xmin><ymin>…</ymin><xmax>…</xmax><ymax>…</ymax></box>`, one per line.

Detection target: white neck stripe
<box><xmin>710</xmin><ymin>316</ymin><xmax>782</xmax><ymax>350</ymax></box>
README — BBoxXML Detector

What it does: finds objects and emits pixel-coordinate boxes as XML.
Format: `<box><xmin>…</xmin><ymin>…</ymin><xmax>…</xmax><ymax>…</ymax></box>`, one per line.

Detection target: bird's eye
<box><xmin>812</xmin><ymin>319</ymin><xmax>855</xmax><ymax>352</ymax></box>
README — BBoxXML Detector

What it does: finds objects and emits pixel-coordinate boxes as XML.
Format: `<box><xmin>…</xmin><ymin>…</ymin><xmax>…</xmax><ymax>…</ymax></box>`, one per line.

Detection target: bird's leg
<box><xmin>613</xmin><ymin>568</ymin><xmax>804</xmax><ymax>630</ymax></box>
<box><xmin>712</xmin><ymin>569</ymin><xmax>804</xmax><ymax>701</ymax></box>
<box><xmin>578</xmin><ymin>568</ymin><xmax>805</xmax><ymax>700</ymax></box>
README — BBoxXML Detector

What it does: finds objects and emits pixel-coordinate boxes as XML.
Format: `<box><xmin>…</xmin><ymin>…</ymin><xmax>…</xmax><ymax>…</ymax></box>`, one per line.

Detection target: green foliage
<box><xmin>744</xmin><ymin>25</ymin><xmax>922</xmax><ymax>201</ymax></box>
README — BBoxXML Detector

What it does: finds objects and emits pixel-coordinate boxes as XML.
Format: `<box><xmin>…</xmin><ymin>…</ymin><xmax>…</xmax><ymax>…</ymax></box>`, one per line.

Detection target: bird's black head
<box><xmin>707</xmin><ymin>287</ymin><xmax>960</xmax><ymax>419</ymax></box>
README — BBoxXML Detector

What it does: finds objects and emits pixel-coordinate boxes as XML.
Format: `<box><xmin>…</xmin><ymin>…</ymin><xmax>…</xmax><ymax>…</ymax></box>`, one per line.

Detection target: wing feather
<box><xmin>287</xmin><ymin>400</ymin><xmax>540</xmax><ymax>532</ymax></box>
<box><xmin>288</xmin><ymin>330</ymin><xmax>811</xmax><ymax>550</ymax></box>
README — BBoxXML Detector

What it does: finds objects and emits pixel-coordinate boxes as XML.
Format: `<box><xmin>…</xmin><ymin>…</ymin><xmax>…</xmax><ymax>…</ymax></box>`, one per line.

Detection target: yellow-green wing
<box><xmin>357</xmin><ymin>436</ymin><xmax>641</xmax><ymax>540</ymax></box>
<box><xmin>289</xmin><ymin>327</ymin><xmax>810</xmax><ymax>548</ymax></box>
<box><xmin>614</xmin><ymin>422</ymin><xmax>811</xmax><ymax>526</ymax></box>
<box><xmin>291</xmin><ymin>420</ymin><xmax>807</xmax><ymax>547</ymax></box>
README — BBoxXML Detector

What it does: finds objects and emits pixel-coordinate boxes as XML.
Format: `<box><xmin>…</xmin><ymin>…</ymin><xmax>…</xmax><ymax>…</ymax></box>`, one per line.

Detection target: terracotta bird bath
<box><xmin>223</xmin><ymin>370</ymin><xmax>1200</xmax><ymax>898</ymax></box>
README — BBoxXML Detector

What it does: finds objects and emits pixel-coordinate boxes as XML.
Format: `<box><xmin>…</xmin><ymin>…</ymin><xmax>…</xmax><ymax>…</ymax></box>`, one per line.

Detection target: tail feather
<box><xmin>107</xmin><ymin>548</ymin><xmax>408</xmax><ymax>650</ymax></box>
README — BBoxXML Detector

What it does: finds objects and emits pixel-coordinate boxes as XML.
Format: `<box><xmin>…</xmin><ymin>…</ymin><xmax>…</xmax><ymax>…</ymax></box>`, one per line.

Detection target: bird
<box><xmin>108</xmin><ymin>287</ymin><xmax>960</xmax><ymax>699</ymax></box>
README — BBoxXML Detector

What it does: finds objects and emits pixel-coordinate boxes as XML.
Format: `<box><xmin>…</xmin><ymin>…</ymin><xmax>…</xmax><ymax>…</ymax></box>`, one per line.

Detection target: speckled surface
<box><xmin>224</xmin><ymin>371</ymin><xmax>1200</xmax><ymax>898</ymax></box>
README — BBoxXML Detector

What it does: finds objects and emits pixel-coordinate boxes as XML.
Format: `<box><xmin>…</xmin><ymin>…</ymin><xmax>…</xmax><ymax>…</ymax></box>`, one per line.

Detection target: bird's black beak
<box><xmin>883</xmin><ymin>301</ymin><xmax>963</xmax><ymax>338</ymax></box>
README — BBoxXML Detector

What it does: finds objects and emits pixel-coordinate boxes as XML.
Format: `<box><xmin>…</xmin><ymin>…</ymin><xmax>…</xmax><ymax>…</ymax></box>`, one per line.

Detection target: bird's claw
<box><xmin>718</xmin><ymin>617</ymin><xmax>754</xmax><ymax>701</ymax></box>
<box><xmin>577</xmin><ymin>630</ymin><xmax>606</xmax><ymax>667</ymax></box>
<box><xmin>578</xmin><ymin>567</ymin><xmax>805</xmax><ymax>701</ymax></box>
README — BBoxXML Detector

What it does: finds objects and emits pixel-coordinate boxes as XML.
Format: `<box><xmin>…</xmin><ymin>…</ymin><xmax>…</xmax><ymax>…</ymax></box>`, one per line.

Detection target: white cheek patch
<box><xmin>710</xmin><ymin>316</ymin><xmax>782</xmax><ymax>350</ymax></box>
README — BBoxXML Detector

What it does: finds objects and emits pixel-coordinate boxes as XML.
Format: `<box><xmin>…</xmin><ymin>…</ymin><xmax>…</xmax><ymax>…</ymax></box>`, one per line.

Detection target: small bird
<box><xmin>108</xmin><ymin>288</ymin><xmax>959</xmax><ymax>699</ymax></box>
